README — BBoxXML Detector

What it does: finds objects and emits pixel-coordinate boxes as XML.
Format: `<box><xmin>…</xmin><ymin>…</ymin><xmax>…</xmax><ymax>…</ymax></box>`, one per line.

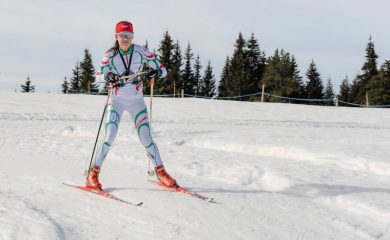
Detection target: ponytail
<box><xmin>106</xmin><ymin>40</ymin><xmax>119</xmax><ymax>57</ymax></box>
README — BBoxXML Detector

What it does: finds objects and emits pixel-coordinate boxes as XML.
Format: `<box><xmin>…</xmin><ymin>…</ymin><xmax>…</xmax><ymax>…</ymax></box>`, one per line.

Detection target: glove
<box><xmin>106</xmin><ymin>72</ymin><xmax>119</xmax><ymax>83</ymax></box>
<box><xmin>146</xmin><ymin>69</ymin><xmax>160</xmax><ymax>79</ymax></box>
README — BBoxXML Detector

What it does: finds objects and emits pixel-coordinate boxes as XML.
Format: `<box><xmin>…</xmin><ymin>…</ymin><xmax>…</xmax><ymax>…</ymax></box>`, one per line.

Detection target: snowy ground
<box><xmin>0</xmin><ymin>92</ymin><xmax>390</xmax><ymax>240</ymax></box>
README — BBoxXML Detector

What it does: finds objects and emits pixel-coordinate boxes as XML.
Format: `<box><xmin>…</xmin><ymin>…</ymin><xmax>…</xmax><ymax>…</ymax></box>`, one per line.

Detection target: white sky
<box><xmin>0</xmin><ymin>0</ymin><xmax>389</xmax><ymax>93</ymax></box>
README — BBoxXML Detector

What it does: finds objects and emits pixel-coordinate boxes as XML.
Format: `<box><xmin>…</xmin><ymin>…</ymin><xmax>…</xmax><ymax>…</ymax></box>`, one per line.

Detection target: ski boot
<box><xmin>155</xmin><ymin>165</ymin><xmax>178</xmax><ymax>188</ymax></box>
<box><xmin>86</xmin><ymin>165</ymin><xmax>102</xmax><ymax>190</ymax></box>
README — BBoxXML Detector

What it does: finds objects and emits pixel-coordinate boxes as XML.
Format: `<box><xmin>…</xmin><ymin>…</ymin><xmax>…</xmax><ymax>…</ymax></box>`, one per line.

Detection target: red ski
<box><xmin>63</xmin><ymin>182</ymin><xmax>143</xmax><ymax>206</ymax></box>
<box><xmin>150</xmin><ymin>180</ymin><xmax>217</xmax><ymax>203</ymax></box>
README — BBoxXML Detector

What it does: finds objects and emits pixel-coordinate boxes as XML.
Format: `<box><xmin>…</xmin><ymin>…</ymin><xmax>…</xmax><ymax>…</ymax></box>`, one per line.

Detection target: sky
<box><xmin>0</xmin><ymin>0</ymin><xmax>389</xmax><ymax>93</ymax></box>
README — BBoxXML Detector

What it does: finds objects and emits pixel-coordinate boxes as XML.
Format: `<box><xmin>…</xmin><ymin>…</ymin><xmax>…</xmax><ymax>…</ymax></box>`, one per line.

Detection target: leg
<box><xmin>93</xmin><ymin>104</ymin><xmax>123</xmax><ymax>167</ymax></box>
<box><xmin>126</xmin><ymin>98</ymin><xmax>177</xmax><ymax>187</ymax></box>
<box><xmin>127</xmin><ymin>97</ymin><xmax>163</xmax><ymax>167</ymax></box>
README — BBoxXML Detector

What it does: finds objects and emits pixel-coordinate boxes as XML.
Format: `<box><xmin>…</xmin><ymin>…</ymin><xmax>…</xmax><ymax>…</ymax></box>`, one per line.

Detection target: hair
<box><xmin>106</xmin><ymin>40</ymin><xmax>119</xmax><ymax>57</ymax></box>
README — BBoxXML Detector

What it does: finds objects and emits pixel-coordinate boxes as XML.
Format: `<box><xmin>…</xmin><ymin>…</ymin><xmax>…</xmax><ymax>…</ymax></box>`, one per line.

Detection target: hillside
<box><xmin>0</xmin><ymin>92</ymin><xmax>390</xmax><ymax>240</ymax></box>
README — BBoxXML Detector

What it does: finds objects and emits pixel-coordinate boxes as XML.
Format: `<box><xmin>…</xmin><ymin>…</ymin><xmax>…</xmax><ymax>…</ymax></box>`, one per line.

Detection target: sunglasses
<box><xmin>117</xmin><ymin>32</ymin><xmax>134</xmax><ymax>39</ymax></box>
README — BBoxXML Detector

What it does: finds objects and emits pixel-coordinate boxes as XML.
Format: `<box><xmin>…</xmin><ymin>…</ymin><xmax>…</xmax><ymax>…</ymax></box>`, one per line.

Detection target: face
<box><xmin>116</xmin><ymin>32</ymin><xmax>134</xmax><ymax>52</ymax></box>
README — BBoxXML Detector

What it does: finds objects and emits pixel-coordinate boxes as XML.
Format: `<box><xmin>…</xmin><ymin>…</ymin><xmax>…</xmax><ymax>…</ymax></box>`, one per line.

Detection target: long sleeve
<box><xmin>140</xmin><ymin>47</ymin><xmax>167</xmax><ymax>78</ymax></box>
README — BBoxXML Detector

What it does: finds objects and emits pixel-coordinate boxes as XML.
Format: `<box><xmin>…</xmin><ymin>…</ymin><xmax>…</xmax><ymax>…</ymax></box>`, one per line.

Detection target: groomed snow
<box><xmin>0</xmin><ymin>92</ymin><xmax>390</xmax><ymax>240</ymax></box>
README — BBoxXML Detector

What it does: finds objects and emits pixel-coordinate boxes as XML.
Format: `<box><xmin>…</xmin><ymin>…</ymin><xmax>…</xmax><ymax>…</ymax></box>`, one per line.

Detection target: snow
<box><xmin>1</xmin><ymin>92</ymin><xmax>390</xmax><ymax>240</ymax></box>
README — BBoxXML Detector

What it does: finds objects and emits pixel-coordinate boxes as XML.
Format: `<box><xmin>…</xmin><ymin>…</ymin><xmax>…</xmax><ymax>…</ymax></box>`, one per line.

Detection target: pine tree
<box><xmin>362</xmin><ymin>36</ymin><xmax>379</xmax><ymax>78</ymax></box>
<box><xmin>367</xmin><ymin>60</ymin><xmax>390</xmax><ymax>105</ymax></box>
<box><xmin>21</xmin><ymin>76</ymin><xmax>35</xmax><ymax>93</ymax></box>
<box><xmin>279</xmin><ymin>51</ymin><xmax>301</xmax><ymax>101</ymax></box>
<box><xmin>244</xmin><ymin>33</ymin><xmax>266</xmax><ymax>100</ymax></box>
<box><xmin>218</xmin><ymin>56</ymin><xmax>230</xmax><ymax>97</ymax></box>
<box><xmin>61</xmin><ymin>76</ymin><xmax>69</xmax><ymax>94</ymax></box>
<box><xmin>227</xmin><ymin>32</ymin><xmax>246</xmax><ymax>100</ymax></box>
<box><xmin>260</xmin><ymin>49</ymin><xmax>282</xmax><ymax>102</ymax></box>
<box><xmin>201</xmin><ymin>61</ymin><xmax>216</xmax><ymax>97</ymax></box>
<box><xmin>80</xmin><ymin>49</ymin><xmax>98</xmax><ymax>94</ymax></box>
<box><xmin>260</xmin><ymin>49</ymin><xmax>299</xmax><ymax>102</ymax></box>
<box><xmin>70</xmin><ymin>61</ymin><xmax>82</xmax><ymax>93</ymax></box>
<box><xmin>324</xmin><ymin>77</ymin><xmax>335</xmax><ymax>106</ymax></box>
<box><xmin>193</xmin><ymin>55</ymin><xmax>202</xmax><ymax>96</ymax></box>
<box><xmin>305</xmin><ymin>60</ymin><xmax>324</xmax><ymax>104</ymax></box>
<box><xmin>291</xmin><ymin>55</ymin><xmax>305</xmax><ymax>99</ymax></box>
<box><xmin>170</xmin><ymin>40</ymin><xmax>183</xmax><ymax>97</ymax></box>
<box><xmin>351</xmin><ymin>36</ymin><xmax>379</xmax><ymax>104</ymax></box>
<box><xmin>156</xmin><ymin>31</ymin><xmax>174</xmax><ymax>95</ymax></box>
<box><xmin>158</xmin><ymin>31</ymin><xmax>173</xmax><ymax>70</ymax></box>
<box><xmin>182</xmin><ymin>43</ymin><xmax>194</xmax><ymax>95</ymax></box>
<box><xmin>338</xmin><ymin>75</ymin><xmax>351</xmax><ymax>105</ymax></box>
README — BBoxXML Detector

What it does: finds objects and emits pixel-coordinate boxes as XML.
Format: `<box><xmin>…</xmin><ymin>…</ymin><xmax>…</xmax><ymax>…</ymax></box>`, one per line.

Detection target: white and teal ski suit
<box><xmin>93</xmin><ymin>44</ymin><xmax>167</xmax><ymax>167</ymax></box>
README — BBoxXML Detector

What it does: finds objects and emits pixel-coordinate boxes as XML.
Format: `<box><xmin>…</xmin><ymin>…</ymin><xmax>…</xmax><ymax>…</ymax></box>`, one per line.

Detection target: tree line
<box><xmin>23</xmin><ymin>31</ymin><xmax>389</xmax><ymax>107</ymax></box>
<box><xmin>62</xmin><ymin>49</ymin><xmax>99</xmax><ymax>94</ymax></box>
<box><xmin>218</xmin><ymin>33</ymin><xmax>390</xmax><ymax>106</ymax></box>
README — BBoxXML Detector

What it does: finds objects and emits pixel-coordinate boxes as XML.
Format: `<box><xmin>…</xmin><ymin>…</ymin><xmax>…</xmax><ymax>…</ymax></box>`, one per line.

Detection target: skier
<box><xmin>86</xmin><ymin>21</ymin><xmax>178</xmax><ymax>190</ymax></box>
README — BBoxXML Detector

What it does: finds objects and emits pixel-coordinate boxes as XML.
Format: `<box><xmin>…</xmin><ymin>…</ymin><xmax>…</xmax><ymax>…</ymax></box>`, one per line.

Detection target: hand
<box><xmin>106</xmin><ymin>72</ymin><xmax>119</xmax><ymax>83</ymax></box>
<box><xmin>146</xmin><ymin>69</ymin><xmax>159</xmax><ymax>79</ymax></box>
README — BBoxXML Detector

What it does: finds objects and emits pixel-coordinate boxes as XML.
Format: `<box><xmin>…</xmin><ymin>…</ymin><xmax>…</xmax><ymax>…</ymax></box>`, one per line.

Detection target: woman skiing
<box><xmin>86</xmin><ymin>21</ymin><xmax>177</xmax><ymax>190</ymax></box>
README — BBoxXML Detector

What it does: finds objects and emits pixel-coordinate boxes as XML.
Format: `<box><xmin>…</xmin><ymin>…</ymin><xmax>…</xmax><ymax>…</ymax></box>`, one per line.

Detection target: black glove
<box><xmin>146</xmin><ymin>69</ymin><xmax>160</xmax><ymax>79</ymax></box>
<box><xmin>106</xmin><ymin>72</ymin><xmax>119</xmax><ymax>83</ymax></box>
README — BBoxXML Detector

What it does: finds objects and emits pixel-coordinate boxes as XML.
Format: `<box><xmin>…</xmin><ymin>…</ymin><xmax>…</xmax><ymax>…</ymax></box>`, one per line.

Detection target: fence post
<box><xmin>335</xmin><ymin>97</ymin><xmax>338</xmax><ymax>107</ymax></box>
<box><xmin>366</xmin><ymin>92</ymin><xmax>369</xmax><ymax>107</ymax></box>
<box><xmin>261</xmin><ymin>84</ymin><xmax>265</xmax><ymax>102</ymax></box>
<box><xmin>181</xmin><ymin>89</ymin><xmax>184</xmax><ymax>98</ymax></box>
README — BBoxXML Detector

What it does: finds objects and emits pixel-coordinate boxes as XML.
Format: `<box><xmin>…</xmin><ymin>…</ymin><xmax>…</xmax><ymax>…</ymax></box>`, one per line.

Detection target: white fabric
<box><xmin>94</xmin><ymin>97</ymin><xmax>163</xmax><ymax>167</ymax></box>
<box><xmin>100</xmin><ymin>44</ymin><xmax>167</xmax><ymax>101</ymax></box>
<box><xmin>94</xmin><ymin>43</ymin><xmax>166</xmax><ymax>167</ymax></box>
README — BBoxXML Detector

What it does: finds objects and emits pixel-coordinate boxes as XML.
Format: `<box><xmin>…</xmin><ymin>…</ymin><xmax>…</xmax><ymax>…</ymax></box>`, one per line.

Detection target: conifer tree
<box><xmin>260</xmin><ymin>49</ymin><xmax>281</xmax><ymax>102</ymax></box>
<box><xmin>156</xmin><ymin>31</ymin><xmax>174</xmax><ymax>94</ymax></box>
<box><xmin>244</xmin><ymin>33</ymin><xmax>266</xmax><ymax>100</ymax></box>
<box><xmin>218</xmin><ymin>56</ymin><xmax>230</xmax><ymax>97</ymax></box>
<box><xmin>170</xmin><ymin>40</ymin><xmax>183</xmax><ymax>97</ymax></box>
<box><xmin>70</xmin><ymin>61</ymin><xmax>82</xmax><ymax>93</ymax></box>
<box><xmin>260</xmin><ymin>49</ymin><xmax>300</xmax><ymax>102</ymax></box>
<box><xmin>291</xmin><ymin>55</ymin><xmax>305</xmax><ymax>99</ymax></box>
<box><xmin>367</xmin><ymin>60</ymin><xmax>390</xmax><ymax>105</ymax></box>
<box><xmin>351</xmin><ymin>36</ymin><xmax>379</xmax><ymax>104</ymax></box>
<box><xmin>193</xmin><ymin>55</ymin><xmax>202</xmax><ymax>96</ymax></box>
<box><xmin>324</xmin><ymin>77</ymin><xmax>335</xmax><ymax>106</ymax></box>
<box><xmin>280</xmin><ymin>51</ymin><xmax>301</xmax><ymax>101</ymax></box>
<box><xmin>305</xmin><ymin>60</ymin><xmax>324</xmax><ymax>104</ymax></box>
<box><xmin>201</xmin><ymin>61</ymin><xmax>216</xmax><ymax>97</ymax></box>
<box><xmin>338</xmin><ymin>75</ymin><xmax>351</xmax><ymax>105</ymax></box>
<box><xmin>182</xmin><ymin>43</ymin><xmax>194</xmax><ymax>95</ymax></box>
<box><xmin>21</xmin><ymin>76</ymin><xmax>35</xmax><ymax>93</ymax></box>
<box><xmin>228</xmin><ymin>33</ymin><xmax>246</xmax><ymax>100</ymax></box>
<box><xmin>61</xmin><ymin>76</ymin><xmax>69</xmax><ymax>94</ymax></box>
<box><xmin>80</xmin><ymin>49</ymin><xmax>98</xmax><ymax>94</ymax></box>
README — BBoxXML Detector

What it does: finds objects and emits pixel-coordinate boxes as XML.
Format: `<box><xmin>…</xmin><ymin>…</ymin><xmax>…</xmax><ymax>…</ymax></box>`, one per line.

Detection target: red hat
<box><xmin>115</xmin><ymin>21</ymin><xmax>133</xmax><ymax>33</ymax></box>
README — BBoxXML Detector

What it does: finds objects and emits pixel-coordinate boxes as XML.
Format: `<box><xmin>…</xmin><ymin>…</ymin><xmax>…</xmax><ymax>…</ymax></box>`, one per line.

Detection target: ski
<box><xmin>149</xmin><ymin>180</ymin><xmax>217</xmax><ymax>203</ymax></box>
<box><xmin>63</xmin><ymin>182</ymin><xmax>143</xmax><ymax>206</ymax></box>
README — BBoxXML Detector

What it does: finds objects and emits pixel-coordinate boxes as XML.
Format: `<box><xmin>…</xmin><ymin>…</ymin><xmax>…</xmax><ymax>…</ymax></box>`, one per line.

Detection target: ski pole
<box><xmin>148</xmin><ymin>77</ymin><xmax>155</xmax><ymax>176</ymax></box>
<box><xmin>149</xmin><ymin>77</ymin><xmax>154</xmax><ymax>130</ymax></box>
<box><xmin>85</xmin><ymin>86</ymin><xmax>112</xmax><ymax>176</ymax></box>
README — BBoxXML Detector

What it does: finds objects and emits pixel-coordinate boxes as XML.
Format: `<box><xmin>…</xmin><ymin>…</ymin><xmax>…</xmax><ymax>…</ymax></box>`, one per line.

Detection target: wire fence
<box><xmin>90</xmin><ymin>89</ymin><xmax>390</xmax><ymax>108</ymax></box>
<box><xmin>147</xmin><ymin>92</ymin><xmax>390</xmax><ymax>108</ymax></box>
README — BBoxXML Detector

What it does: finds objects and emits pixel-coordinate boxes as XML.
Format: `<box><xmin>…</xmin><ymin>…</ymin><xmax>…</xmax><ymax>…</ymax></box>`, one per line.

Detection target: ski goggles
<box><xmin>117</xmin><ymin>32</ymin><xmax>134</xmax><ymax>40</ymax></box>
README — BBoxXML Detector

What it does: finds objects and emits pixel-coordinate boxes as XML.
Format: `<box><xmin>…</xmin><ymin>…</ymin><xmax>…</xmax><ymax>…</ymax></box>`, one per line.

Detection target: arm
<box><xmin>100</xmin><ymin>52</ymin><xmax>120</xmax><ymax>83</ymax></box>
<box><xmin>141</xmin><ymin>47</ymin><xmax>167</xmax><ymax>78</ymax></box>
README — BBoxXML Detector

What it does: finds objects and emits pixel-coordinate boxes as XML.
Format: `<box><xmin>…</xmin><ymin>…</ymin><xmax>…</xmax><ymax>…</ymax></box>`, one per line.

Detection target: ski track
<box><xmin>1</xmin><ymin>93</ymin><xmax>390</xmax><ymax>239</ymax></box>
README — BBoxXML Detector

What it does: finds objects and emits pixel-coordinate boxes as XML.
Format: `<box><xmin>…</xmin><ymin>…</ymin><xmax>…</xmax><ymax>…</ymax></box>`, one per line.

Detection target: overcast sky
<box><xmin>1</xmin><ymin>0</ymin><xmax>389</xmax><ymax>93</ymax></box>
